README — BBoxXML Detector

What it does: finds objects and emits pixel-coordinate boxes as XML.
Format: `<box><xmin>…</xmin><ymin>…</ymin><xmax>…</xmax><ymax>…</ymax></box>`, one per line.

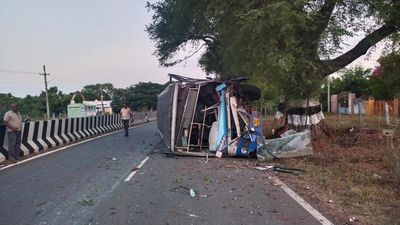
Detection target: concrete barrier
<box><xmin>0</xmin><ymin>112</ymin><xmax>156</xmax><ymax>162</ymax></box>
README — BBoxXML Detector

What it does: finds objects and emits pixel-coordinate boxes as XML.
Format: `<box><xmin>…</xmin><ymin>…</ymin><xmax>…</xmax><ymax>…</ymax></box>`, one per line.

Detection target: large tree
<box><xmin>369</xmin><ymin>52</ymin><xmax>400</xmax><ymax>99</ymax></box>
<box><xmin>111</xmin><ymin>82</ymin><xmax>165</xmax><ymax>112</ymax></box>
<box><xmin>81</xmin><ymin>83</ymin><xmax>114</xmax><ymax>101</ymax></box>
<box><xmin>147</xmin><ymin>0</ymin><xmax>400</xmax><ymax>99</ymax></box>
<box><xmin>334</xmin><ymin>66</ymin><xmax>371</xmax><ymax>97</ymax></box>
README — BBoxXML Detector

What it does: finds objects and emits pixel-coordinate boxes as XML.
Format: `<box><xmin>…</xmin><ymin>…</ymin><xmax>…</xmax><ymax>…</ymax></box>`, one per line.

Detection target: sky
<box><xmin>0</xmin><ymin>0</ymin><xmax>383</xmax><ymax>97</ymax></box>
<box><xmin>0</xmin><ymin>0</ymin><xmax>205</xmax><ymax>97</ymax></box>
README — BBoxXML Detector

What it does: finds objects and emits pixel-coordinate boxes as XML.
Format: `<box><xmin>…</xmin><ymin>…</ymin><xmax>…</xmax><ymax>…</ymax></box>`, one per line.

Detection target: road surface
<box><xmin>0</xmin><ymin>122</ymin><xmax>329</xmax><ymax>225</ymax></box>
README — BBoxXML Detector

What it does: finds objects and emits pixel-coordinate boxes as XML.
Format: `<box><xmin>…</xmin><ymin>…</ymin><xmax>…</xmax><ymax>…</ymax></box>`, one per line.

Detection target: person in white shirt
<box><xmin>120</xmin><ymin>104</ymin><xmax>133</xmax><ymax>136</ymax></box>
<box><xmin>3</xmin><ymin>103</ymin><xmax>22</xmax><ymax>162</ymax></box>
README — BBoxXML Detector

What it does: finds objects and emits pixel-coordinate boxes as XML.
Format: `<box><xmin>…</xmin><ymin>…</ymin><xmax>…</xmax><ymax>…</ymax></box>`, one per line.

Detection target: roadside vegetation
<box><xmin>0</xmin><ymin>82</ymin><xmax>165</xmax><ymax>121</ymax></box>
<box><xmin>267</xmin><ymin>115</ymin><xmax>400</xmax><ymax>225</ymax></box>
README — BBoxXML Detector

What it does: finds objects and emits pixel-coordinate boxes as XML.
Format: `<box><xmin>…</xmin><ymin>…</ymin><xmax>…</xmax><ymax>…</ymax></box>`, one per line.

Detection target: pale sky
<box><xmin>0</xmin><ymin>0</ymin><xmax>206</xmax><ymax>97</ymax></box>
<box><xmin>0</xmin><ymin>0</ymin><xmax>383</xmax><ymax>97</ymax></box>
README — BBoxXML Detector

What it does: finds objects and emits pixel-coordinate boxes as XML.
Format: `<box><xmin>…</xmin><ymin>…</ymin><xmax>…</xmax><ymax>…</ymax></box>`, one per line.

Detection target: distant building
<box><xmin>331</xmin><ymin>92</ymin><xmax>365</xmax><ymax>115</ymax></box>
<box><xmin>330</xmin><ymin>92</ymin><xmax>399</xmax><ymax>117</ymax></box>
<box><xmin>85</xmin><ymin>100</ymin><xmax>113</xmax><ymax>114</ymax></box>
<box><xmin>67</xmin><ymin>100</ymin><xmax>113</xmax><ymax>118</ymax></box>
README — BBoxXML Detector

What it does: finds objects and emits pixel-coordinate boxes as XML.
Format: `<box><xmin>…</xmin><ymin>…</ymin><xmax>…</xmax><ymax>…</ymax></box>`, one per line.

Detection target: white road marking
<box><xmin>124</xmin><ymin>156</ymin><xmax>150</xmax><ymax>182</ymax></box>
<box><xmin>271</xmin><ymin>177</ymin><xmax>335</xmax><ymax>225</ymax></box>
<box><xmin>0</xmin><ymin>122</ymin><xmax>153</xmax><ymax>171</ymax></box>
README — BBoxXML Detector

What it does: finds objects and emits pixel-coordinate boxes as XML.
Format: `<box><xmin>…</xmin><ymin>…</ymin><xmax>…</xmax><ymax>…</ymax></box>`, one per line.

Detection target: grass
<box><xmin>263</xmin><ymin>114</ymin><xmax>400</xmax><ymax>225</ymax></box>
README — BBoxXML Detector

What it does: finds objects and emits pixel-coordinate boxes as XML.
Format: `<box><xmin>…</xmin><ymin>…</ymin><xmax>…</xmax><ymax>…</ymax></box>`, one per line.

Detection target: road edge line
<box><xmin>0</xmin><ymin>122</ymin><xmax>152</xmax><ymax>171</ymax></box>
<box><xmin>124</xmin><ymin>156</ymin><xmax>150</xmax><ymax>182</ymax></box>
<box><xmin>272</xmin><ymin>176</ymin><xmax>335</xmax><ymax>225</ymax></box>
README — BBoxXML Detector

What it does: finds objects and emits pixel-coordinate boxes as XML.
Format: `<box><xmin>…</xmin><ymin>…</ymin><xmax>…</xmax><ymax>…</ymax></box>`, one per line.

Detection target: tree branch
<box><xmin>304</xmin><ymin>0</ymin><xmax>337</xmax><ymax>48</ymax></box>
<box><xmin>162</xmin><ymin>44</ymin><xmax>206</xmax><ymax>67</ymax></box>
<box><xmin>320</xmin><ymin>24</ymin><xmax>397</xmax><ymax>77</ymax></box>
<box><xmin>312</xmin><ymin>0</ymin><xmax>338</xmax><ymax>35</ymax></box>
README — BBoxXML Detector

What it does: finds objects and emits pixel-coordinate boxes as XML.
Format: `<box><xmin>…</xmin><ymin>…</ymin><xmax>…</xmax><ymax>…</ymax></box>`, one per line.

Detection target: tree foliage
<box><xmin>369</xmin><ymin>52</ymin><xmax>400</xmax><ymax>99</ymax></box>
<box><xmin>319</xmin><ymin>66</ymin><xmax>371</xmax><ymax>110</ymax></box>
<box><xmin>0</xmin><ymin>82</ymin><xmax>165</xmax><ymax>121</ymax></box>
<box><xmin>333</xmin><ymin>66</ymin><xmax>371</xmax><ymax>97</ymax></box>
<box><xmin>81</xmin><ymin>83</ymin><xmax>114</xmax><ymax>101</ymax></box>
<box><xmin>112</xmin><ymin>82</ymin><xmax>165</xmax><ymax>112</ymax></box>
<box><xmin>147</xmin><ymin>0</ymin><xmax>400</xmax><ymax>99</ymax></box>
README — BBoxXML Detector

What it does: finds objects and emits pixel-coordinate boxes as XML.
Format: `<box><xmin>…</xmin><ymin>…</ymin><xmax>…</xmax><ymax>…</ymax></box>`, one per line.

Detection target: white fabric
<box><xmin>286</xmin><ymin>111</ymin><xmax>325</xmax><ymax>126</ymax></box>
<box><xmin>120</xmin><ymin>107</ymin><xmax>132</xmax><ymax>120</ymax></box>
<box><xmin>3</xmin><ymin>110</ymin><xmax>22</xmax><ymax>132</ymax></box>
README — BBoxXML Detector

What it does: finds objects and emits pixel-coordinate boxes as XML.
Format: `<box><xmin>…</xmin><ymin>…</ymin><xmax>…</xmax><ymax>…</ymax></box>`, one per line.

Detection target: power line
<box><xmin>0</xmin><ymin>69</ymin><xmax>39</xmax><ymax>74</ymax></box>
<box><xmin>0</xmin><ymin>81</ymin><xmax>42</xmax><ymax>84</ymax></box>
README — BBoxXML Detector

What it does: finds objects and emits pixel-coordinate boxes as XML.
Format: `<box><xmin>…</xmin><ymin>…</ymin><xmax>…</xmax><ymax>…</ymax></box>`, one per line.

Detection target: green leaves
<box><xmin>369</xmin><ymin>52</ymin><xmax>400</xmax><ymax>99</ymax></box>
<box><xmin>0</xmin><ymin>82</ymin><xmax>165</xmax><ymax>120</ymax></box>
<box><xmin>147</xmin><ymin>0</ymin><xmax>399</xmax><ymax>100</ymax></box>
<box><xmin>146</xmin><ymin>0</ymin><xmax>216</xmax><ymax>66</ymax></box>
<box><xmin>81</xmin><ymin>83</ymin><xmax>114</xmax><ymax>101</ymax></box>
<box><xmin>111</xmin><ymin>82</ymin><xmax>165</xmax><ymax>112</ymax></box>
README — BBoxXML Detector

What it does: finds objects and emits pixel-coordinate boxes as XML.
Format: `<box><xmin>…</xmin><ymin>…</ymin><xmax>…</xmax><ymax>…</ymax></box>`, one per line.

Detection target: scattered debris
<box><xmin>203</xmin><ymin>175</ymin><xmax>211</xmax><ymax>182</ymax></box>
<box><xmin>189</xmin><ymin>213</ymin><xmax>198</xmax><ymax>218</ymax></box>
<box><xmin>112</xmin><ymin>157</ymin><xmax>116</xmax><ymax>161</ymax></box>
<box><xmin>79</xmin><ymin>199</ymin><xmax>94</xmax><ymax>206</ymax></box>
<box><xmin>171</xmin><ymin>179</ymin><xmax>192</xmax><ymax>193</ymax></box>
<box><xmin>273</xmin><ymin>167</ymin><xmax>304</xmax><ymax>175</ymax></box>
<box><xmin>382</xmin><ymin>129</ymin><xmax>394</xmax><ymax>137</ymax></box>
<box><xmin>328</xmin><ymin>200</ymin><xmax>334</xmax><ymax>203</ymax></box>
<box><xmin>254</xmin><ymin>166</ymin><xmax>274</xmax><ymax>171</ymax></box>
<box><xmin>258</xmin><ymin>129</ymin><xmax>313</xmax><ymax>161</ymax></box>
<box><xmin>372</xmin><ymin>173</ymin><xmax>383</xmax><ymax>180</ymax></box>
<box><xmin>200</xmin><ymin>194</ymin><xmax>208</xmax><ymax>198</ymax></box>
<box><xmin>254</xmin><ymin>165</ymin><xmax>304</xmax><ymax>175</ymax></box>
<box><xmin>189</xmin><ymin>189</ymin><xmax>196</xmax><ymax>198</ymax></box>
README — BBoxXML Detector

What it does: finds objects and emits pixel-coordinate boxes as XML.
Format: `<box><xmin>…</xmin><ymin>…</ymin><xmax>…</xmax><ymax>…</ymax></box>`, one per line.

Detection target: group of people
<box><xmin>2</xmin><ymin>103</ymin><xmax>136</xmax><ymax>163</ymax></box>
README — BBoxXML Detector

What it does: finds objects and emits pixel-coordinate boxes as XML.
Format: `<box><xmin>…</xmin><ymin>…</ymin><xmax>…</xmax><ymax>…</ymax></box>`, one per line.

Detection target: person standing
<box><xmin>3</xmin><ymin>103</ymin><xmax>22</xmax><ymax>162</ymax></box>
<box><xmin>120</xmin><ymin>104</ymin><xmax>133</xmax><ymax>136</ymax></box>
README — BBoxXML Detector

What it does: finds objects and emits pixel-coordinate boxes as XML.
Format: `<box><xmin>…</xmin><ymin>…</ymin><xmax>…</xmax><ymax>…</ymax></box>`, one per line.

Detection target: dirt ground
<box><xmin>261</xmin><ymin>115</ymin><xmax>400</xmax><ymax>225</ymax></box>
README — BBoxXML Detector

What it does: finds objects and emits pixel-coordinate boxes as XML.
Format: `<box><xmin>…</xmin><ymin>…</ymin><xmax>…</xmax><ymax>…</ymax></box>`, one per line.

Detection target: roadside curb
<box><xmin>0</xmin><ymin>120</ymin><xmax>156</xmax><ymax>171</ymax></box>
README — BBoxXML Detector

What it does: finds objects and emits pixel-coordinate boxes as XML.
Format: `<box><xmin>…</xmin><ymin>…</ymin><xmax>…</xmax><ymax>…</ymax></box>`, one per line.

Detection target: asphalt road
<box><xmin>0</xmin><ymin>122</ymin><xmax>327</xmax><ymax>225</ymax></box>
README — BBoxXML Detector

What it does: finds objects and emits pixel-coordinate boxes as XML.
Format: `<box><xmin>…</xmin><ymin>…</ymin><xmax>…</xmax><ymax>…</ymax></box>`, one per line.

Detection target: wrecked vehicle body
<box><xmin>157</xmin><ymin>74</ymin><xmax>264</xmax><ymax>157</ymax></box>
<box><xmin>157</xmin><ymin>74</ymin><xmax>313</xmax><ymax>159</ymax></box>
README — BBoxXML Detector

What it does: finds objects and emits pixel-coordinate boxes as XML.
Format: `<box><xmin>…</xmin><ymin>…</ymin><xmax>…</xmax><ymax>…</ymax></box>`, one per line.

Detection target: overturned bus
<box><xmin>157</xmin><ymin>74</ymin><xmax>266</xmax><ymax>157</ymax></box>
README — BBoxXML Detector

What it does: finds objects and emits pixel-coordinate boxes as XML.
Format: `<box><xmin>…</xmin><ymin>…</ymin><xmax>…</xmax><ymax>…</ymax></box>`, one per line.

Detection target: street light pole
<box><xmin>327</xmin><ymin>77</ymin><xmax>331</xmax><ymax>113</ymax></box>
<box><xmin>101</xmin><ymin>85</ymin><xmax>104</xmax><ymax>114</ymax></box>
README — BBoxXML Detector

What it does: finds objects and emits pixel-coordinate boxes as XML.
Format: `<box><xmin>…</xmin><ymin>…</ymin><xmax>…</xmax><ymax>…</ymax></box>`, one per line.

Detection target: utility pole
<box><xmin>40</xmin><ymin>65</ymin><xmax>50</xmax><ymax>118</ymax></box>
